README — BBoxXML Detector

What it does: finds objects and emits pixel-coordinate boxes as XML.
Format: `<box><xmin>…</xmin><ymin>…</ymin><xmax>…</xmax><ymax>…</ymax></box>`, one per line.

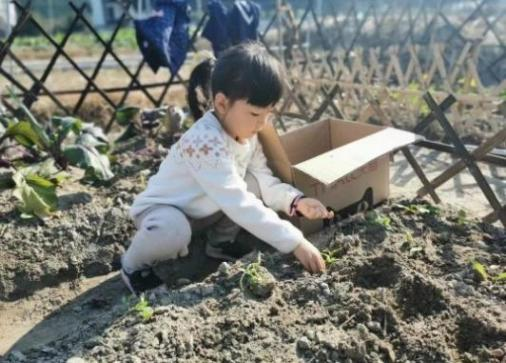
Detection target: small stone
<box><xmin>320</xmin><ymin>282</ymin><xmax>332</xmax><ymax>296</ymax></box>
<box><xmin>41</xmin><ymin>346</ymin><xmax>57</xmax><ymax>354</ymax></box>
<box><xmin>490</xmin><ymin>348</ymin><xmax>505</xmax><ymax>359</ymax></box>
<box><xmin>125</xmin><ymin>355</ymin><xmax>142</xmax><ymax>363</ymax></box>
<box><xmin>305</xmin><ymin>329</ymin><xmax>316</xmax><ymax>341</ymax></box>
<box><xmin>320</xmin><ymin>282</ymin><xmax>330</xmax><ymax>290</ymax></box>
<box><xmin>155</xmin><ymin>330</ymin><xmax>169</xmax><ymax>343</ymax></box>
<box><xmin>455</xmin><ymin>281</ymin><xmax>475</xmax><ymax>297</ymax></box>
<box><xmin>218</xmin><ymin>262</ymin><xmax>231</xmax><ymax>275</ymax></box>
<box><xmin>330</xmin><ymin>351</ymin><xmax>340</xmax><ymax>361</ymax></box>
<box><xmin>176</xmin><ymin>278</ymin><xmax>191</xmax><ymax>286</ymax></box>
<box><xmin>84</xmin><ymin>337</ymin><xmax>101</xmax><ymax>349</ymax></box>
<box><xmin>198</xmin><ymin>305</ymin><xmax>212</xmax><ymax>318</ymax></box>
<box><xmin>297</xmin><ymin>336</ymin><xmax>311</xmax><ymax>351</ymax></box>
<box><xmin>9</xmin><ymin>351</ymin><xmax>27</xmax><ymax>361</ymax></box>
<box><xmin>66</xmin><ymin>358</ymin><xmax>87</xmax><ymax>363</ymax></box>
<box><xmin>356</xmin><ymin>323</ymin><xmax>369</xmax><ymax>337</ymax></box>
<box><xmin>367</xmin><ymin>321</ymin><xmax>383</xmax><ymax>335</ymax></box>
<box><xmin>200</xmin><ymin>284</ymin><xmax>214</xmax><ymax>296</ymax></box>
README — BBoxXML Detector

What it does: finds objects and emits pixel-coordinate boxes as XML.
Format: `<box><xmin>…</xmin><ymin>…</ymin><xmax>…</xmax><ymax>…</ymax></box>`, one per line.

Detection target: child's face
<box><xmin>214</xmin><ymin>93</ymin><xmax>275</xmax><ymax>141</ymax></box>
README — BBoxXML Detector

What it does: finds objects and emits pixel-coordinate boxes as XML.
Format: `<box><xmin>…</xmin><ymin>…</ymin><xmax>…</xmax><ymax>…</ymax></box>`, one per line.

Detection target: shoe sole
<box><xmin>205</xmin><ymin>244</ymin><xmax>239</xmax><ymax>262</ymax></box>
<box><xmin>120</xmin><ymin>269</ymin><xmax>137</xmax><ymax>296</ymax></box>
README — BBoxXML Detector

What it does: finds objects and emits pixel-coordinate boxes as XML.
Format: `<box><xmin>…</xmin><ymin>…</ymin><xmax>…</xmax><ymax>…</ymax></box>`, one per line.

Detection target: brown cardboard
<box><xmin>259</xmin><ymin>118</ymin><xmax>422</xmax><ymax>234</ymax></box>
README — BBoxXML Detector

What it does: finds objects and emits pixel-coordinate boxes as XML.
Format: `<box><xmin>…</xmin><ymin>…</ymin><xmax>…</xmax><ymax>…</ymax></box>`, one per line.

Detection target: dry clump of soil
<box><xmin>2</xmin><ymin>199</ymin><xmax>505</xmax><ymax>363</ymax></box>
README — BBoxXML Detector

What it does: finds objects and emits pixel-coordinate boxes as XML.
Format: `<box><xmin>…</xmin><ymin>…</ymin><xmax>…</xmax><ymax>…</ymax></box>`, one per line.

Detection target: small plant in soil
<box><xmin>133</xmin><ymin>295</ymin><xmax>154</xmax><ymax>321</ymax></box>
<box><xmin>239</xmin><ymin>254</ymin><xmax>276</xmax><ymax>298</ymax></box>
<box><xmin>321</xmin><ymin>248</ymin><xmax>340</xmax><ymax>267</ymax></box>
<box><xmin>471</xmin><ymin>260</ymin><xmax>506</xmax><ymax>284</ymax></box>
<box><xmin>394</xmin><ymin>202</ymin><xmax>440</xmax><ymax>217</ymax></box>
<box><xmin>1</xmin><ymin>101</ymin><xmax>113</xmax><ymax>182</ymax></box>
<box><xmin>114</xmin><ymin>105</ymin><xmax>190</xmax><ymax>146</ymax></box>
<box><xmin>366</xmin><ymin>211</ymin><xmax>393</xmax><ymax>231</ymax></box>
<box><xmin>456</xmin><ymin>209</ymin><xmax>468</xmax><ymax>225</ymax></box>
<box><xmin>11</xmin><ymin>159</ymin><xmax>68</xmax><ymax>219</ymax></box>
<box><xmin>0</xmin><ymin>99</ymin><xmax>115</xmax><ymax>218</ymax></box>
<box><xmin>401</xmin><ymin>231</ymin><xmax>424</xmax><ymax>258</ymax></box>
<box><xmin>472</xmin><ymin>260</ymin><xmax>488</xmax><ymax>282</ymax></box>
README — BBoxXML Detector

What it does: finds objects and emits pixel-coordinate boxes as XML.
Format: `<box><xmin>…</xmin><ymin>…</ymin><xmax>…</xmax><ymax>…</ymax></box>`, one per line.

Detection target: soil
<box><xmin>1</xmin><ymin>170</ymin><xmax>505</xmax><ymax>363</ymax></box>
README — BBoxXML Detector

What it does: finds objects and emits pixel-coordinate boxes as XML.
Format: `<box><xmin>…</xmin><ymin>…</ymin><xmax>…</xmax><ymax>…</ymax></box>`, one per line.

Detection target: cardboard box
<box><xmin>259</xmin><ymin>118</ymin><xmax>422</xmax><ymax>234</ymax></box>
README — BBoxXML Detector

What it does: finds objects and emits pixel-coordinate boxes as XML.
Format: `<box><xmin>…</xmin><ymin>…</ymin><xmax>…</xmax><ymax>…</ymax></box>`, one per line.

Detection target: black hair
<box><xmin>211</xmin><ymin>41</ymin><xmax>285</xmax><ymax>107</ymax></box>
<box><xmin>187</xmin><ymin>57</ymin><xmax>216</xmax><ymax>120</ymax></box>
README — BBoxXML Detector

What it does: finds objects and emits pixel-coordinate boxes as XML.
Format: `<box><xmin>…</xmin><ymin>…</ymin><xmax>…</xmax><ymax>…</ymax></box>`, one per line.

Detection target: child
<box><xmin>121</xmin><ymin>42</ymin><xmax>333</xmax><ymax>295</ymax></box>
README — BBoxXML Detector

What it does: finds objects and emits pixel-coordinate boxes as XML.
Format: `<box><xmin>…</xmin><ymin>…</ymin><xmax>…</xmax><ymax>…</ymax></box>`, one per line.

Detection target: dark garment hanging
<box><xmin>202</xmin><ymin>0</ymin><xmax>261</xmax><ymax>57</ymax></box>
<box><xmin>134</xmin><ymin>0</ymin><xmax>190</xmax><ymax>74</ymax></box>
<box><xmin>201</xmin><ymin>0</ymin><xmax>230</xmax><ymax>56</ymax></box>
<box><xmin>227</xmin><ymin>0</ymin><xmax>261</xmax><ymax>46</ymax></box>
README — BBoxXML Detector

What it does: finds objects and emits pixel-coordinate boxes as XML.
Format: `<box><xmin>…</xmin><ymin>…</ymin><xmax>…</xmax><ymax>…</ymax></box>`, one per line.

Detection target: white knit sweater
<box><xmin>130</xmin><ymin>111</ymin><xmax>305</xmax><ymax>253</ymax></box>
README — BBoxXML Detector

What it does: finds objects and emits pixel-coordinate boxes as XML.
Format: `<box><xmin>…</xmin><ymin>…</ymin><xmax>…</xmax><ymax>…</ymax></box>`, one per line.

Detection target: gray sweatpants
<box><xmin>122</xmin><ymin>172</ymin><xmax>261</xmax><ymax>273</ymax></box>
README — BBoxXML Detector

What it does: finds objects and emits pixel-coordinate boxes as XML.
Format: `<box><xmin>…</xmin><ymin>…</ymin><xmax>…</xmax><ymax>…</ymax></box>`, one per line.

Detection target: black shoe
<box><xmin>205</xmin><ymin>238</ymin><xmax>254</xmax><ymax>261</ymax></box>
<box><xmin>121</xmin><ymin>267</ymin><xmax>163</xmax><ymax>296</ymax></box>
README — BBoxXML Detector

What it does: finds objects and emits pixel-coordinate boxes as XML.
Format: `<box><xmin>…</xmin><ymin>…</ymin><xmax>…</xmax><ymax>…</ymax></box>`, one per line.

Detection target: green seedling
<box><xmin>456</xmin><ymin>210</ymin><xmax>468</xmax><ymax>226</ymax></box>
<box><xmin>366</xmin><ymin>211</ymin><xmax>393</xmax><ymax>231</ymax></box>
<box><xmin>401</xmin><ymin>231</ymin><xmax>424</xmax><ymax>257</ymax></box>
<box><xmin>492</xmin><ymin>272</ymin><xmax>506</xmax><ymax>283</ymax></box>
<box><xmin>469</xmin><ymin>261</ymin><xmax>506</xmax><ymax>284</ymax></box>
<box><xmin>134</xmin><ymin>295</ymin><xmax>154</xmax><ymax>321</ymax></box>
<box><xmin>471</xmin><ymin>260</ymin><xmax>488</xmax><ymax>282</ymax></box>
<box><xmin>239</xmin><ymin>254</ymin><xmax>264</xmax><ymax>292</ymax></box>
<box><xmin>321</xmin><ymin>248</ymin><xmax>340</xmax><ymax>267</ymax></box>
<box><xmin>10</xmin><ymin>159</ymin><xmax>68</xmax><ymax>219</ymax></box>
<box><xmin>239</xmin><ymin>254</ymin><xmax>275</xmax><ymax>298</ymax></box>
<box><xmin>394</xmin><ymin>202</ymin><xmax>441</xmax><ymax>217</ymax></box>
<box><xmin>1</xmin><ymin>100</ymin><xmax>113</xmax><ymax>182</ymax></box>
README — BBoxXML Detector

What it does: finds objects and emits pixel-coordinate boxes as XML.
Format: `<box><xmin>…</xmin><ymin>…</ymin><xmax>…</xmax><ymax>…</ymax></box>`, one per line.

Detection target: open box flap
<box><xmin>258</xmin><ymin>121</ymin><xmax>294</xmax><ymax>184</ymax></box>
<box><xmin>293</xmin><ymin>127</ymin><xmax>423</xmax><ymax>185</ymax></box>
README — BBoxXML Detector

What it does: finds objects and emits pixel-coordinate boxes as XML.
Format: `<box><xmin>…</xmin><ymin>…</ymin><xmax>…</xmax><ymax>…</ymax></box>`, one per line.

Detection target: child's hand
<box><xmin>293</xmin><ymin>239</ymin><xmax>326</xmax><ymax>273</ymax></box>
<box><xmin>296</xmin><ymin>198</ymin><xmax>334</xmax><ymax>220</ymax></box>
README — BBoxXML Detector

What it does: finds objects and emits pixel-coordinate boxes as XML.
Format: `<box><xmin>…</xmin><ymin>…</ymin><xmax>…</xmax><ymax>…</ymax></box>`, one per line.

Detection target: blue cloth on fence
<box><xmin>202</xmin><ymin>0</ymin><xmax>260</xmax><ymax>56</ymax></box>
<box><xmin>201</xmin><ymin>0</ymin><xmax>230</xmax><ymax>55</ymax></box>
<box><xmin>134</xmin><ymin>0</ymin><xmax>190</xmax><ymax>74</ymax></box>
<box><xmin>228</xmin><ymin>0</ymin><xmax>260</xmax><ymax>45</ymax></box>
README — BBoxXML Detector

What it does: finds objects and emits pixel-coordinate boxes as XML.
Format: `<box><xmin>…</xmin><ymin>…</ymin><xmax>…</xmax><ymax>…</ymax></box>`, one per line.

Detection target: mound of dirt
<box><xmin>2</xmin><ymin>199</ymin><xmax>505</xmax><ymax>363</ymax></box>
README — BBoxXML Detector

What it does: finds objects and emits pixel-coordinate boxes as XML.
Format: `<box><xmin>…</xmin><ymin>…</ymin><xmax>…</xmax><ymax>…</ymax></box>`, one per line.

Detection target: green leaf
<box><xmin>6</xmin><ymin>121</ymin><xmax>44</xmax><ymax>148</ymax></box>
<box><xmin>115</xmin><ymin>123</ymin><xmax>139</xmax><ymax>143</ymax></box>
<box><xmin>77</xmin><ymin>133</ymin><xmax>109</xmax><ymax>153</ymax></box>
<box><xmin>116</xmin><ymin>106</ymin><xmax>140</xmax><ymax>126</ymax></box>
<box><xmin>20</xmin><ymin>159</ymin><xmax>68</xmax><ymax>185</ymax></box>
<box><xmin>471</xmin><ymin>261</ymin><xmax>488</xmax><ymax>282</ymax></box>
<box><xmin>25</xmin><ymin>173</ymin><xmax>55</xmax><ymax>188</ymax></box>
<box><xmin>17</xmin><ymin>103</ymin><xmax>51</xmax><ymax>149</ymax></box>
<box><xmin>63</xmin><ymin>144</ymin><xmax>114</xmax><ymax>181</ymax></box>
<box><xmin>12</xmin><ymin>171</ymin><xmax>58</xmax><ymax>219</ymax></box>
<box><xmin>82</xmin><ymin>123</ymin><xmax>108</xmax><ymax>143</ymax></box>
<box><xmin>134</xmin><ymin>295</ymin><xmax>153</xmax><ymax>321</ymax></box>
<box><xmin>51</xmin><ymin>116</ymin><xmax>83</xmax><ymax>142</ymax></box>
<box><xmin>492</xmin><ymin>272</ymin><xmax>506</xmax><ymax>283</ymax></box>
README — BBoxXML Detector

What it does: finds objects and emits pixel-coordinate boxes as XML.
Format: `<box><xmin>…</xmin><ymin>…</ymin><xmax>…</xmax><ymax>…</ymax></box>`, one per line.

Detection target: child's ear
<box><xmin>214</xmin><ymin>92</ymin><xmax>229</xmax><ymax>115</ymax></box>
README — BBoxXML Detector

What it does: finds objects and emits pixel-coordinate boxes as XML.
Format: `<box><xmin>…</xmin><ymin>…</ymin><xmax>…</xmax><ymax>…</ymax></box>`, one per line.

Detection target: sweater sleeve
<box><xmin>178</xmin><ymin>128</ymin><xmax>304</xmax><ymax>253</ymax></box>
<box><xmin>247</xmin><ymin>137</ymin><xmax>303</xmax><ymax>215</ymax></box>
